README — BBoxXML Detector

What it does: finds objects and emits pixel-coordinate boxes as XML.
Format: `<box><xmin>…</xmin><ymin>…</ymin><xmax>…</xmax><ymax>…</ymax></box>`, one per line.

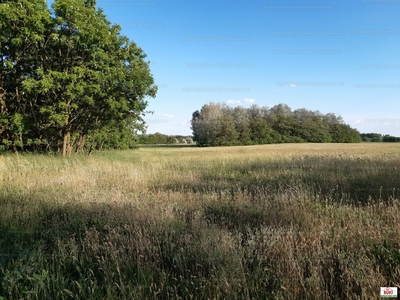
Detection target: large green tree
<box><xmin>0</xmin><ymin>0</ymin><xmax>156</xmax><ymax>155</ymax></box>
<box><xmin>191</xmin><ymin>103</ymin><xmax>222</xmax><ymax>146</ymax></box>
<box><xmin>0</xmin><ymin>0</ymin><xmax>52</xmax><ymax>151</ymax></box>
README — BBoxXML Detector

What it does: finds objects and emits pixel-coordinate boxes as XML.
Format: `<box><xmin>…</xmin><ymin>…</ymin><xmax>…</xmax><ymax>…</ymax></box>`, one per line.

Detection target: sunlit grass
<box><xmin>1</xmin><ymin>143</ymin><xmax>399</xmax><ymax>299</ymax></box>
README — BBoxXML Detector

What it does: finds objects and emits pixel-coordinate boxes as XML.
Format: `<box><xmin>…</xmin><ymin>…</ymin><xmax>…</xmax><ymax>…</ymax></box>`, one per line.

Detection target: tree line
<box><xmin>191</xmin><ymin>103</ymin><xmax>362</xmax><ymax>146</ymax></box>
<box><xmin>0</xmin><ymin>0</ymin><xmax>156</xmax><ymax>155</ymax></box>
<box><xmin>361</xmin><ymin>133</ymin><xmax>400</xmax><ymax>142</ymax></box>
<box><xmin>139</xmin><ymin>133</ymin><xmax>194</xmax><ymax>145</ymax></box>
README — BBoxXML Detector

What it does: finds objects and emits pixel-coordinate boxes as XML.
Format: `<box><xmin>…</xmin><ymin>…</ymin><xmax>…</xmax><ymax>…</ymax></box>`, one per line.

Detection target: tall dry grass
<box><xmin>0</xmin><ymin>143</ymin><xmax>399</xmax><ymax>299</ymax></box>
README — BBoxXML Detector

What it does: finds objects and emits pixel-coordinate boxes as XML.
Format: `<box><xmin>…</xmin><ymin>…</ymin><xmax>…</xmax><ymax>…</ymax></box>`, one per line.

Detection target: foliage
<box><xmin>0</xmin><ymin>0</ymin><xmax>156</xmax><ymax>155</ymax></box>
<box><xmin>360</xmin><ymin>133</ymin><xmax>400</xmax><ymax>143</ymax></box>
<box><xmin>329</xmin><ymin>123</ymin><xmax>362</xmax><ymax>143</ymax></box>
<box><xmin>212</xmin><ymin>115</ymin><xmax>239</xmax><ymax>146</ymax></box>
<box><xmin>191</xmin><ymin>103</ymin><xmax>222</xmax><ymax>146</ymax></box>
<box><xmin>382</xmin><ymin>135</ymin><xmax>400</xmax><ymax>142</ymax></box>
<box><xmin>249</xmin><ymin>117</ymin><xmax>281</xmax><ymax>144</ymax></box>
<box><xmin>139</xmin><ymin>133</ymin><xmax>194</xmax><ymax>145</ymax></box>
<box><xmin>191</xmin><ymin>103</ymin><xmax>361</xmax><ymax>146</ymax></box>
<box><xmin>361</xmin><ymin>133</ymin><xmax>383</xmax><ymax>142</ymax></box>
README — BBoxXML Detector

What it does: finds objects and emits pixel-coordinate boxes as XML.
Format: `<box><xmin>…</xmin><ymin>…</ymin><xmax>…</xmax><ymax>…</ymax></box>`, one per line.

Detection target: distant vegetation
<box><xmin>138</xmin><ymin>131</ymin><xmax>400</xmax><ymax>146</ymax></box>
<box><xmin>361</xmin><ymin>133</ymin><xmax>400</xmax><ymax>142</ymax></box>
<box><xmin>191</xmin><ymin>103</ymin><xmax>362</xmax><ymax>146</ymax></box>
<box><xmin>139</xmin><ymin>133</ymin><xmax>194</xmax><ymax>145</ymax></box>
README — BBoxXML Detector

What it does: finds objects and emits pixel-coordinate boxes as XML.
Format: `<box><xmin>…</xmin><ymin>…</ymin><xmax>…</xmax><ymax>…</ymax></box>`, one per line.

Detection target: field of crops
<box><xmin>1</xmin><ymin>143</ymin><xmax>399</xmax><ymax>299</ymax></box>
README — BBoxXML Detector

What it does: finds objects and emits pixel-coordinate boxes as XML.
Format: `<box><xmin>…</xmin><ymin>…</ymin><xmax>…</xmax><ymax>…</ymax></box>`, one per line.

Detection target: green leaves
<box><xmin>1</xmin><ymin>0</ymin><xmax>156</xmax><ymax>154</ymax></box>
<box><xmin>192</xmin><ymin>103</ymin><xmax>361</xmax><ymax>146</ymax></box>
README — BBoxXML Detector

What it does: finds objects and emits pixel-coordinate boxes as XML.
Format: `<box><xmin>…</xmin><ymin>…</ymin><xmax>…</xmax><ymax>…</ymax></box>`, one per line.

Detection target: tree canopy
<box><xmin>191</xmin><ymin>103</ymin><xmax>362</xmax><ymax>146</ymax></box>
<box><xmin>0</xmin><ymin>0</ymin><xmax>157</xmax><ymax>155</ymax></box>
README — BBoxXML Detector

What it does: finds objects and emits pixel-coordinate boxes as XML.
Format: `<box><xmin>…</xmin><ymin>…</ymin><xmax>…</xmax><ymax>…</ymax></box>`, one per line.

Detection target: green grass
<box><xmin>1</xmin><ymin>143</ymin><xmax>399</xmax><ymax>299</ymax></box>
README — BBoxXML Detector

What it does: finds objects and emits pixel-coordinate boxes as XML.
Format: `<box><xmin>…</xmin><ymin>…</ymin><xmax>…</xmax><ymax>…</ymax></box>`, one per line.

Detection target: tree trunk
<box><xmin>88</xmin><ymin>144</ymin><xmax>93</xmax><ymax>156</ymax></box>
<box><xmin>19</xmin><ymin>135</ymin><xmax>24</xmax><ymax>151</ymax></box>
<box><xmin>62</xmin><ymin>130</ymin><xmax>71</xmax><ymax>157</ymax></box>
<box><xmin>75</xmin><ymin>134</ymin><xmax>86</xmax><ymax>153</ymax></box>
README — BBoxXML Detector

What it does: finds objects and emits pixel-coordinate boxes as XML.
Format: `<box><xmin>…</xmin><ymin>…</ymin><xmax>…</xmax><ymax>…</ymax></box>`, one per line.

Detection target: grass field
<box><xmin>1</xmin><ymin>143</ymin><xmax>399</xmax><ymax>299</ymax></box>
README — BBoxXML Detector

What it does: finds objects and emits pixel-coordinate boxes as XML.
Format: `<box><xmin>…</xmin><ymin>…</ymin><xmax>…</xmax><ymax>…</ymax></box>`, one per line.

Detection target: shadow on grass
<box><xmin>157</xmin><ymin>155</ymin><xmax>400</xmax><ymax>205</ymax></box>
<box><xmin>1</xmin><ymin>188</ymin><xmax>399</xmax><ymax>299</ymax></box>
<box><xmin>0</xmin><ymin>197</ymin><xmax>256</xmax><ymax>299</ymax></box>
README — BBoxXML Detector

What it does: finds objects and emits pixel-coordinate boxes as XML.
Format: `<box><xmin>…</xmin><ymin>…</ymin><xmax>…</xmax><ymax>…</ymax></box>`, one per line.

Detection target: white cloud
<box><xmin>290</xmin><ymin>83</ymin><xmax>296</xmax><ymax>88</ymax></box>
<box><xmin>243</xmin><ymin>98</ymin><xmax>255</xmax><ymax>104</ymax></box>
<box><xmin>226</xmin><ymin>98</ymin><xmax>256</xmax><ymax>106</ymax></box>
<box><xmin>226</xmin><ymin>100</ymin><xmax>242</xmax><ymax>106</ymax></box>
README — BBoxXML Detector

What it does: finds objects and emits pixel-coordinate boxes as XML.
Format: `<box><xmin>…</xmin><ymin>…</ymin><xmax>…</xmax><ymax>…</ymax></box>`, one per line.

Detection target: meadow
<box><xmin>0</xmin><ymin>143</ymin><xmax>399</xmax><ymax>299</ymax></box>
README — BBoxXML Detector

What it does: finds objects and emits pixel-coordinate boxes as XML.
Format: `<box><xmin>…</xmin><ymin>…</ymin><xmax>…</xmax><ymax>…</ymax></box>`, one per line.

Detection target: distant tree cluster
<box><xmin>191</xmin><ymin>103</ymin><xmax>362</xmax><ymax>146</ymax></box>
<box><xmin>382</xmin><ymin>135</ymin><xmax>400</xmax><ymax>142</ymax></box>
<box><xmin>139</xmin><ymin>133</ymin><xmax>194</xmax><ymax>145</ymax></box>
<box><xmin>360</xmin><ymin>133</ymin><xmax>384</xmax><ymax>142</ymax></box>
<box><xmin>361</xmin><ymin>133</ymin><xmax>400</xmax><ymax>142</ymax></box>
<box><xmin>0</xmin><ymin>0</ymin><xmax>156</xmax><ymax>155</ymax></box>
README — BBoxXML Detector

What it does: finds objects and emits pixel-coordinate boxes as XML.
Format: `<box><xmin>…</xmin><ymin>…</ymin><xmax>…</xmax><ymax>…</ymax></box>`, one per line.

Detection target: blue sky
<box><xmin>53</xmin><ymin>0</ymin><xmax>400</xmax><ymax>136</ymax></box>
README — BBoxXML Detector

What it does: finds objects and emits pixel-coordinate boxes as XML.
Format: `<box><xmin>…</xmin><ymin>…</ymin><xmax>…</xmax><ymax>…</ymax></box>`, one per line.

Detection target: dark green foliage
<box><xmin>86</xmin><ymin>119</ymin><xmax>140</xmax><ymax>150</ymax></box>
<box><xmin>236</xmin><ymin>121</ymin><xmax>252</xmax><ymax>145</ymax></box>
<box><xmin>212</xmin><ymin>115</ymin><xmax>239</xmax><ymax>146</ymax></box>
<box><xmin>191</xmin><ymin>103</ymin><xmax>361</xmax><ymax>146</ymax></box>
<box><xmin>361</xmin><ymin>133</ymin><xmax>383</xmax><ymax>142</ymax></box>
<box><xmin>360</xmin><ymin>133</ymin><xmax>400</xmax><ymax>143</ymax></box>
<box><xmin>139</xmin><ymin>133</ymin><xmax>194</xmax><ymax>145</ymax></box>
<box><xmin>249</xmin><ymin>118</ymin><xmax>280</xmax><ymax>144</ymax></box>
<box><xmin>0</xmin><ymin>0</ymin><xmax>52</xmax><ymax>152</ymax></box>
<box><xmin>0</xmin><ymin>0</ymin><xmax>156</xmax><ymax>155</ymax></box>
<box><xmin>140</xmin><ymin>132</ymin><xmax>169</xmax><ymax>144</ymax></box>
<box><xmin>382</xmin><ymin>135</ymin><xmax>400</xmax><ymax>142</ymax></box>
<box><xmin>329</xmin><ymin>123</ymin><xmax>362</xmax><ymax>143</ymax></box>
<box><xmin>297</xmin><ymin>117</ymin><xmax>332</xmax><ymax>142</ymax></box>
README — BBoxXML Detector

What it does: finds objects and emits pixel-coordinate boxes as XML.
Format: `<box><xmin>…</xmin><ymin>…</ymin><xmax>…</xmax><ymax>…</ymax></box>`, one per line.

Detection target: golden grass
<box><xmin>0</xmin><ymin>143</ymin><xmax>399</xmax><ymax>299</ymax></box>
